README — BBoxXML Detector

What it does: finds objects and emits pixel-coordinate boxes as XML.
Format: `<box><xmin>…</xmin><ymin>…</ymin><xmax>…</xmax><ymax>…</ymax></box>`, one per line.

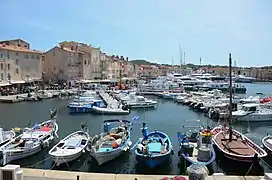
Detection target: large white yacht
<box><xmin>232</xmin><ymin>103</ymin><xmax>272</xmax><ymax>122</ymax></box>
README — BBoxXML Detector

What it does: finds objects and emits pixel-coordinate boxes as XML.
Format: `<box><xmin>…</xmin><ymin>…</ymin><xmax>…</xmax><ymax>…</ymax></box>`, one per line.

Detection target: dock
<box><xmin>13</xmin><ymin>167</ymin><xmax>270</xmax><ymax>180</ymax></box>
<box><xmin>99</xmin><ymin>91</ymin><xmax>120</xmax><ymax>108</ymax></box>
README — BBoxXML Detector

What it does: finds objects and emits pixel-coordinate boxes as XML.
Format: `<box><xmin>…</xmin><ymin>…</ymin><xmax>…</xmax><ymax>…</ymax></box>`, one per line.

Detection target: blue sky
<box><xmin>1</xmin><ymin>0</ymin><xmax>271</xmax><ymax>67</ymax></box>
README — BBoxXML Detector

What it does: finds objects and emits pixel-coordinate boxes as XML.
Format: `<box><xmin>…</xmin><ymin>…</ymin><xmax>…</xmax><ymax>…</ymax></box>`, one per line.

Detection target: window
<box><xmin>0</xmin><ymin>63</ymin><xmax>3</xmax><ymax>69</ymax></box>
<box><xmin>16</xmin><ymin>52</ymin><xmax>19</xmax><ymax>56</ymax></box>
<box><xmin>16</xmin><ymin>68</ymin><xmax>19</xmax><ymax>74</ymax></box>
<box><xmin>0</xmin><ymin>52</ymin><xmax>2</xmax><ymax>58</ymax></box>
<box><xmin>32</xmin><ymin>55</ymin><xmax>34</xmax><ymax>59</ymax></box>
<box><xmin>16</xmin><ymin>59</ymin><xmax>19</xmax><ymax>65</ymax></box>
<box><xmin>37</xmin><ymin>55</ymin><xmax>40</xmax><ymax>59</ymax></box>
<box><xmin>84</xmin><ymin>59</ymin><xmax>87</xmax><ymax>65</ymax></box>
<box><xmin>53</xmin><ymin>52</ymin><xmax>55</xmax><ymax>56</ymax></box>
<box><xmin>7</xmin><ymin>52</ymin><xmax>9</xmax><ymax>59</ymax></box>
<box><xmin>7</xmin><ymin>64</ymin><xmax>10</xmax><ymax>70</ymax></box>
<box><xmin>0</xmin><ymin>73</ymin><xmax>3</xmax><ymax>80</ymax></box>
<box><xmin>26</xmin><ymin>54</ymin><xmax>29</xmax><ymax>59</ymax></box>
<box><xmin>7</xmin><ymin>73</ymin><xmax>10</xmax><ymax>80</ymax></box>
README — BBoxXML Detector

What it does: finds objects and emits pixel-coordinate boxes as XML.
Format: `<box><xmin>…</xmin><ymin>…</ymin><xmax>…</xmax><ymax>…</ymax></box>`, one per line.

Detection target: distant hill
<box><xmin>130</xmin><ymin>59</ymin><xmax>156</xmax><ymax>65</ymax></box>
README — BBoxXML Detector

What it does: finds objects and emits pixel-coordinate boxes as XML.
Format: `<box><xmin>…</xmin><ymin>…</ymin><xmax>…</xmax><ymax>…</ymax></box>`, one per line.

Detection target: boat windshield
<box><xmin>241</xmin><ymin>105</ymin><xmax>257</xmax><ymax>112</ymax></box>
<box><xmin>182</xmin><ymin>120</ymin><xmax>204</xmax><ymax>141</ymax></box>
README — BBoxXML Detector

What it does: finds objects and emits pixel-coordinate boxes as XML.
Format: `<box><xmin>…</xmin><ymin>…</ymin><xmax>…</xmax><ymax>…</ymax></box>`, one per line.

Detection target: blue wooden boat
<box><xmin>135</xmin><ymin>123</ymin><xmax>174</xmax><ymax>168</ymax></box>
<box><xmin>177</xmin><ymin>119</ymin><xmax>216</xmax><ymax>167</ymax></box>
<box><xmin>89</xmin><ymin>119</ymin><xmax>133</xmax><ymax>165</ymax></box>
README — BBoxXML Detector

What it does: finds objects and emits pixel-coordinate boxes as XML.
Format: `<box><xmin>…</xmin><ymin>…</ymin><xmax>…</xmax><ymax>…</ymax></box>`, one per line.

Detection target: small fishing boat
<box><xmin>135</xmin><ymin>123</ymin><xmax>174</xmax><ymax>168</ymax></box>
<box><xmin>177</xmin><ymin>120</ymin><xmax>216</xmax><ymax>167</ymax></box>
<box><xmin>90</xmin><ymin>119</ymin><xmax>132</xmax><ymax>165</ymax></box>
<box><xmin>49</xmin><ymin>123</ymin><xmax>89</xmax><ymax>166</ymax></box>
<box><xmin>92</xmin><ymin>106</ymin><xmax>130</xmax><ymax>115</ymax></box>
<box><xmin>0</xmin><ymin>128</ymin><xmax>15</xmax><ymax>147</ymax></box>
<box><xmin>0</xmin><ymin>118</ymin><xmax>58</xmax><ymax>165</ymax></box>
<box><xmin>213</xmin><ymin>125</ymin><xmax>267</xmax><ymax>163</ymax></box>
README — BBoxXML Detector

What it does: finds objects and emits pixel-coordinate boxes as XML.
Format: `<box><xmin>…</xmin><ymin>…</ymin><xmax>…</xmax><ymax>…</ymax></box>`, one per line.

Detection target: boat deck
<box><xmin>215</xmin><ymin>133</ymin><xmax>255</xmax><ymax>156</ymax></box>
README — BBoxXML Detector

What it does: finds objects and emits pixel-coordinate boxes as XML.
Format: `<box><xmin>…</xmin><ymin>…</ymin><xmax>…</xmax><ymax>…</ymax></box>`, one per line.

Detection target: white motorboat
<box><xmin>92</xmin><ymin>106</ymin><xmax>130</xmax><ymax>115</ymax></box>
<box><xmin>0</xmin><ymin>128</ymin><xmax>15</xmax><ymax>147</ymax></box>
<box><xmin>36</xmin><ymin>90</ymin><xmax>53</xmax><ymax>99</ymax></box>
<box><xmin>125</xmin><ymin>96</ymin><xmax>157</xmax><ymax>108</ymax></box>
<box><xmin>1</xmin><ymin>119</ymin><xmax>58</xmax><ymax>165</ymax></box>
<box><xmin>90</xmin><ymin>119</ymin><xmax>132</xmax><ymax>165</ymax></box>
<box><xmin>232</xmin><ymin>103</ymin><xmax>272</xmax><ymax>122</ymax></box>
<box><xmin>262</xmin><ymin>135</ymin><xmax>272</xmax><ymax>153</ymax></box>
<box><xmin>49</xmin><ymin>129</ymin><xmax>89</xmax><ymax>166</ymax></box>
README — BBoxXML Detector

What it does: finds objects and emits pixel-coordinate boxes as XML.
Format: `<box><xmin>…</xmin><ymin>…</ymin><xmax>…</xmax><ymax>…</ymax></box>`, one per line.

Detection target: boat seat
<box><xmin>222</xmin><ymin>134</ymin><xmax>238</xmax><ymax>141</ymax></box>
<box><xmin>148</xmin><ymin>142</ymin><xmax>162</xmax><ymax>153</ymax></box>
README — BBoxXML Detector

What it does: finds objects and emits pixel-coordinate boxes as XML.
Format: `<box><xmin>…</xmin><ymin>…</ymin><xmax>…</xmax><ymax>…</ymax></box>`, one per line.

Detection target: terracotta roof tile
<box><xmin>0</xmin><ymin>44</ymin><xmax>42</xmax><ymax>54</ymax></box>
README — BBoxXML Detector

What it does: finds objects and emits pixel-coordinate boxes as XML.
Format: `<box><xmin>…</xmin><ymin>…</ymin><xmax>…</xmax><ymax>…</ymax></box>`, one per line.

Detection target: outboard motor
<box><xmin>141</xmin><ymin>123</ymin><xmax>148</xmax><ymax>139</ymax></box>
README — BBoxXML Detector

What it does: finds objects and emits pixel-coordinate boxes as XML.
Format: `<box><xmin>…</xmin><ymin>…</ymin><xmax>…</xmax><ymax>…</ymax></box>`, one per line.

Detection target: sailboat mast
<box><xmin>179</xmin><ymin>44</ymin><xmax>182</xmax><ymax>73</ymax></box>
<box><xmin>172</xmin><ymin>56</ymin><xmax>174</xmax><ymax>72</ymax></box>
<box><xmin>229</xmin><ymin>53</ymin><xmax>233</xmax><ymax>127</ymax></box>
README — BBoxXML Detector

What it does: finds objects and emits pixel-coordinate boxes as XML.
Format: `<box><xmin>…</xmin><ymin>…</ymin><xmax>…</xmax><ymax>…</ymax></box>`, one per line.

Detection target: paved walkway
<box><xmin>22</xmin><ymin>168</ymin><xmax>266</xmax><ymax>180</ymax></box>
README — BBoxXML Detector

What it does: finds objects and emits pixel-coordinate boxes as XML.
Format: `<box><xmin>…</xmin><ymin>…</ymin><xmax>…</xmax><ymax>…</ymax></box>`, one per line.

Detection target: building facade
<box><xmin>0</xmin><ymin>39</ymin><xmax>42</xmax><ymax>85</ymax></box>
<box><xmin>43</xmin><ymin>45</ymin><xmax>92</xmax><ymax>83</ymax></box>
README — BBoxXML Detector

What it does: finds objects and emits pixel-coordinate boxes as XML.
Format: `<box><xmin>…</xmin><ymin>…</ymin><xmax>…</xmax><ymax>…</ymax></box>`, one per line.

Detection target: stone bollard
<box><xmin>16</xmin><ymin>170</ymin><xmax>24</xmax><ymax>180</ymax></box>
<box><xmin>77</xmin><ymin>175</ymin><xmax>80</xmax><ymax>180</ymax></box>
<box><xmin>186</xmin><ymin>164</ymin><xmax>209</xmax><ymax>180</ymax></box>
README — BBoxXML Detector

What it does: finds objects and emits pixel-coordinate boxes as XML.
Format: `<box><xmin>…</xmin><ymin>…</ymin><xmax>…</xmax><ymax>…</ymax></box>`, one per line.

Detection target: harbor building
<box><xmin>0</xmin><ymin>39</ymin><xmax>43</xmax><ymax>86</ymax></box>
<box><xmin>58</xmin><ymin>41</ymin><xmax>102</xmax><ymax>80</ymax></box>
<box><xmin>43</xmin><ymin>45</ymin><xmax>92</xmax><ymax>84</ymax></box>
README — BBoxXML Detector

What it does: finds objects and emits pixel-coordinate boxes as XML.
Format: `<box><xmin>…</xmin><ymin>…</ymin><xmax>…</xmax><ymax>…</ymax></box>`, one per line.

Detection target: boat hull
<box><xmin>136</xmin><ymin>153</ymin><xmax>171</xmax><ymax>169</ymax></box>
<box><xmin>92</xmin><ymin>107</ymin><xmax>130</xmax><ymax>115</ymax></box>
<box><xmin>68</xmin><ymin>106</ymin><xmax>93</xmax><ymax>113</ymax></box>
<box><xmin>129</xmin><ymin>104</ymin><xmax>156</xmax><ymax>108</ymax></box>
<box><xmin>51</xmin><ymin>151</ymin><xmax>83</xmax><ymax>166</ymax></box>
<box><xmin>212</xmin><ymin>126</ymin><xmax>267</xmax><ymax>163</ymax></box>
<box><xmin>234</xmin><ymin>114</ymin><xmax>272</xmax><ymax>122</ymax></box>
<box><xmin>91</xmin><ymin>148</ymin><xmax>126</xmax><ymax>166</ymax></box>
<box><xmin>2</xmin><ymin>145</ymin><xmax>41</xmax><ymax>165</ymax></box>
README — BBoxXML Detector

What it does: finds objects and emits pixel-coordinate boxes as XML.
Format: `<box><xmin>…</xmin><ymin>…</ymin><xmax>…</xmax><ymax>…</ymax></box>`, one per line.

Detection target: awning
<box><xmin>10</xmin><ymin>80</ymin><xmax>25</xmax><ymax>84</ymax></box>
<box><xmin>0</xmin><ymin>82</ymin><xmax>11</xmax><ymax>86</ymax></box>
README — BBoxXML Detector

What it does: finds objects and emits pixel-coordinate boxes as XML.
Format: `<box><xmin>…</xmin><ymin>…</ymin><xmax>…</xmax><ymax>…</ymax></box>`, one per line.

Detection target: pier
<box><xmin>98</xmin><ymin>91</ymin><xmax>120</xmax><ymax>108</ymax></box>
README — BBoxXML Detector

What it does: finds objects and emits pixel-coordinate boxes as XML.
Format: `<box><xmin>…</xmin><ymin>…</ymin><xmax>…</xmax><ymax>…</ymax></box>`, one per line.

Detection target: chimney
<box><xmin>126</xmin><ymin>57</ymin><xmax>128</xmax><ymax>61</ymax></box>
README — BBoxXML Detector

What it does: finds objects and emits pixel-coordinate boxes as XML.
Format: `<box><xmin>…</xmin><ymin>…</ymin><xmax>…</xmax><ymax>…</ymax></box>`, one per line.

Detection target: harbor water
<box><xmin>0</xmin><ymin>83</ymin><xmax>272</xmax><ymax>175</ymax></box>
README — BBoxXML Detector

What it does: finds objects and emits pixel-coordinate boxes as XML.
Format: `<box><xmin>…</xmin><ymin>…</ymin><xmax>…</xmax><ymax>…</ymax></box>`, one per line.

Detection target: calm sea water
<box><xmin>0</xmin><ymin>83</ymin><xmax>271</xmax><ymax>175</ymax></box>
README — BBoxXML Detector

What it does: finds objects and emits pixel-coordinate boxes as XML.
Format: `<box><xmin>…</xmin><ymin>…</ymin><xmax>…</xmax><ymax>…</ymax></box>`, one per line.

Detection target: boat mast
<box><xmin>229</xmin><ymin>53</ymin><xmax>233</xmax><ymax>134</ymax></box>
<box><xmin>179</xmin><ymin>44</ymin><xmax>182</xmax><ymax>74</ymax></box>
<box><xmin>172</xmin><ymin>56</ymin><xmax>174</xmax><ymax>73</ymax></box>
